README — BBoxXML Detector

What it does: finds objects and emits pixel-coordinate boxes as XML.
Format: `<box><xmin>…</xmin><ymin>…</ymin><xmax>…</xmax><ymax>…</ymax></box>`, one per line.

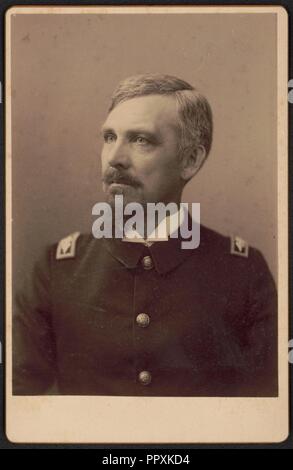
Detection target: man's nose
<box><xmin>107</xmin><ymin>140</ymin><xmax>131</xmax><ymax>169</ymax></box>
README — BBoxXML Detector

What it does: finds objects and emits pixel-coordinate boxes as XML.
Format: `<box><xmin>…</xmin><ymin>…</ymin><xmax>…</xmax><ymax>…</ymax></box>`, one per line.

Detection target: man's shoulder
<box><xmin>192</xmin><ymin>225</ymin><xmax>276</xmax><ymax>304</ymax></box>
<box><xmin>50</xmin><ymin>231</ymin><xmax>101</xmax><ymax>262</ymax></box>
<box><xmin>200</xmin><ymin>224</ymin><xmax>249</xmax><ymax>258</ymax></box>
<box><xmin>199</xmin><ymin>224</ymin><xmax>271</xmax><ymax>275</ymax></box>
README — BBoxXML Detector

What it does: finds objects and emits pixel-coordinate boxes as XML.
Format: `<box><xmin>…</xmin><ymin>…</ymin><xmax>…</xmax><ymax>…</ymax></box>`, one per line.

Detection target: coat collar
<box><xmin>103</xmin><ymin>236</ymin><xmax>193</xmax><ymax>275</ymax></box>
<box><xmin>103</xmin><ymin>217</ymin><xmax>208</xmax><ymax>275</ymax></box>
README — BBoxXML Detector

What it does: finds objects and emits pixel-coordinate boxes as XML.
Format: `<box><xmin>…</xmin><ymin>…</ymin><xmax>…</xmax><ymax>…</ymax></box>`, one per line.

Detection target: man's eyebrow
<box><xmin>127</xmin><ymin>127</ymin><xmax>156</xmax><ymax>134</ymax></box>
<box><xmin>127</xmin><ymin>128</ymin><xmax>158</xmax><ymax>137</ymax></box>
<box><xmin>101</xmin><ymin>126</ymin><xmax>162</xmax><ymax>141</ymax></box>
<box><xmin>101</xmin><ymin>126</ymin><xmax>116</xmax><ymax>135</ymax></box>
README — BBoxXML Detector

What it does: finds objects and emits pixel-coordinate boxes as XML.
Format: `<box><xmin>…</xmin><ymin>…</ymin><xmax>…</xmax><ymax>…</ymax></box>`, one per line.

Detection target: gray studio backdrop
<box><xmin>10</xmin><ymin>12</ymin><xmax>278</xmax><ymax>291</ymax></box>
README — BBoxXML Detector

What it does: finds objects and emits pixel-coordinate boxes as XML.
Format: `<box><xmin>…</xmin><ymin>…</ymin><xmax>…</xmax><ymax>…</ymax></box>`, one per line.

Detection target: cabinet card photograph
<box><xmin>5</xmin><ymin>5</ymin><xmax>289</xmax><ymax>443</ymax></box>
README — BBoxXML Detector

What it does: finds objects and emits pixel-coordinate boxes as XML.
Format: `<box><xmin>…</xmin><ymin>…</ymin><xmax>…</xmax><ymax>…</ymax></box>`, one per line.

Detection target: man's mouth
<box><xmin>108</xmin><ymin>179</ymin><xmax>132</xmax><ymax>187</ymax></box>
<box><xmin>109</xmin><ymin>182</ymin><xmax>132</xmax><ymax>190</ymax></box>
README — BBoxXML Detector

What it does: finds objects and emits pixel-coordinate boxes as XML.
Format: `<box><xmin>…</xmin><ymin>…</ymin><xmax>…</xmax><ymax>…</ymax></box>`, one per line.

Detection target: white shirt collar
<box><xmin>123</xmin><ymin>206</ymin><xmax>186</xmax><ymax>246</ymax></box>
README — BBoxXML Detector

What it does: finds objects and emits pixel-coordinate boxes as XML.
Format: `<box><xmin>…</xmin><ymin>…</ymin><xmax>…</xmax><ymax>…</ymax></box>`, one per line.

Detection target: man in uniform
<box><xmin>13</xmin><ymin>74</ymin><xmax>278</xmax><ymax>396</ymax></box>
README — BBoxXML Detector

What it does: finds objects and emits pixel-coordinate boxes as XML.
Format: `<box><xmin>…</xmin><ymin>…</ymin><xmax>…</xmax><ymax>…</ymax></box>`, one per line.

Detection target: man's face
<box><xmin>101</xmin><ymin>94</ymin><xmax>184</xmax><ymax>206</ymax></box>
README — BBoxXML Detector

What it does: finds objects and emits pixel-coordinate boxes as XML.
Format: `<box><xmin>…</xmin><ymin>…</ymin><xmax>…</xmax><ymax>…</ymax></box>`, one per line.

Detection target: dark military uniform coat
<box><xmin>13</xmin><ymin>224</ymin><xmax>278</xmax><ymax>396</ymax></box>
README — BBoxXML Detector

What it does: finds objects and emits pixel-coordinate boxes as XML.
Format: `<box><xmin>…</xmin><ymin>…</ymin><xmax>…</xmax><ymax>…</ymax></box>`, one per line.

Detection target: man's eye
<box><xmin>104</xmin><ymin>134</ymin><xmax>116</xmax><ymax>144</ymax></box>
<box><xmin>134</xmin><ymin>136</ymin><xmax>149</xmax><ymax>146</ymax></box>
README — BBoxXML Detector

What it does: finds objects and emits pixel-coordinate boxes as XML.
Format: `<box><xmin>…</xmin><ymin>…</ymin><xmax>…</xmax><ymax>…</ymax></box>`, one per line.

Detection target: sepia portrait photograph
<box><xmin>5</xmin><ymin>5</ymin><xmax>288</xmax><ymax>443</ymax></box>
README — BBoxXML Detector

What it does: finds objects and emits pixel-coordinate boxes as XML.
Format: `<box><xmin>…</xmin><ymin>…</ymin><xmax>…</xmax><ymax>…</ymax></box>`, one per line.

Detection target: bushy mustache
<box><xmin>102</xmin><ymin>168</ymin><xmax>141</xmax><ymax>188</ymax></box>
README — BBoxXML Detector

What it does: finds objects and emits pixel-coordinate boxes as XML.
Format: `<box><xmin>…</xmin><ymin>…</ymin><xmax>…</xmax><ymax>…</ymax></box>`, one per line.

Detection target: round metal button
<box><xmin>138</xmin><ymin>370</ymin><xmax>152</xmax><ymax>386</ymax></box>
<box><xmin>142</xmin><ymin>255</ymin><xmax>154</xmax><ymax>270</ymax></box>
<box><xmin>136</xmin><ymin>313</ymin><xmax>150</xmax><ymax>328</ymax></box>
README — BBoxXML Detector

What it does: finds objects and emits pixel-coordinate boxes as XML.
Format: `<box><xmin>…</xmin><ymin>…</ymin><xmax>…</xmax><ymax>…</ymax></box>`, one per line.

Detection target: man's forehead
<box><xmin>103</xmin><ymin>94</ymin><xmax>179</xmax><ymax>132</ymax></box>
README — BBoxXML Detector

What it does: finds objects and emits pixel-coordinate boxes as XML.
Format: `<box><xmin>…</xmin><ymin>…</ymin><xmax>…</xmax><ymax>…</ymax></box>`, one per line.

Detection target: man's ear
<box><xmin>181</xmin><ymin>145</ymin><xmax>207</xmax><ymax>183</ymax></box>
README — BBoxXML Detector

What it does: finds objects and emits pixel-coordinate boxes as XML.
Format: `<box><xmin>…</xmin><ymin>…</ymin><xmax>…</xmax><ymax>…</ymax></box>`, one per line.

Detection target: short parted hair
<box><xmin>109</xmin><ymin>74</ymin><xmax>213</xmax><ymax>157</ymax></box>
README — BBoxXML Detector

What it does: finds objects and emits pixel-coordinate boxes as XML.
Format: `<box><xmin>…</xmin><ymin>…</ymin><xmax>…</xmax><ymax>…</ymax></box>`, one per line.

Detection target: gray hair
<box><xmin>109</xmin><ymin>74</ymin><xmax>213</xmax><ymax>158</ymax></box>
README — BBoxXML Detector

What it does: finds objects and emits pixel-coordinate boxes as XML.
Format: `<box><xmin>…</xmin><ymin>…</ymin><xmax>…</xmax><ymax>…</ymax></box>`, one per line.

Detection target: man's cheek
<box><xmin>100</xmin><ymin>146</ymin><xmax>109</xmax><ymax>165</ymax></box>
